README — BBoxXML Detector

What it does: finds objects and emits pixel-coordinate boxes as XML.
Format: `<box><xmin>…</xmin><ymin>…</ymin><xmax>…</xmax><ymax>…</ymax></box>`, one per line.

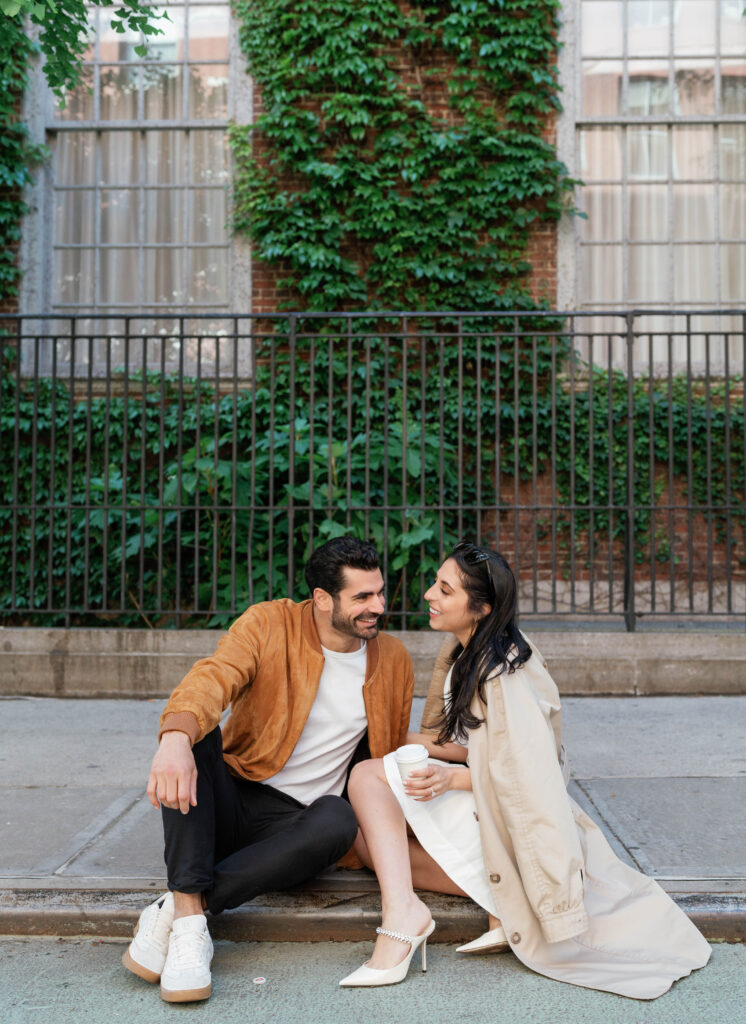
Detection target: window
<box><xmin>565</xmin><ymin>0</ymin><xmax>746</xmax><ymax>364</ymax></box>
<box><xmin>21</xmin><ymin>0</ymin><xmax>250</xmax><ymax>372</ymax></box>
<box><xmin>51</xmin><ymin>1</ymin><xmax>231</xmax><ymax>316</ymax></box>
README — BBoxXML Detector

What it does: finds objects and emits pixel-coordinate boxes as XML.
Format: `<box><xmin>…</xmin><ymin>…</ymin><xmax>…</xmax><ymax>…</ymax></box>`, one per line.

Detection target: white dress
<box><xmin>382</xmin><ymin>668</ymin><xmax>498</xmax><ymax>916</ymax></box>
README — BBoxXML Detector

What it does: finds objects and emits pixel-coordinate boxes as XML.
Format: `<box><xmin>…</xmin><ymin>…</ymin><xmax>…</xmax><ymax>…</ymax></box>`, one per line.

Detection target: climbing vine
<box><xmin>0</xmin><ymin>22</ymin><xmax>45</xmax><ymax>298</ymax></box>
<box><xmin>230</xmin><ymin>0</ymin><xmax>573</xmax><ymax>312</ymax></box>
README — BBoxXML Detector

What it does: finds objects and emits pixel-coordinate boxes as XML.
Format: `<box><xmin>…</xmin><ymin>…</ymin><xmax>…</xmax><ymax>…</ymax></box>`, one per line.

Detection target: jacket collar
<box><xmin>301</xmin><ymin>599</ymin><xmax>323</xmax><ymax>655</ymax></box>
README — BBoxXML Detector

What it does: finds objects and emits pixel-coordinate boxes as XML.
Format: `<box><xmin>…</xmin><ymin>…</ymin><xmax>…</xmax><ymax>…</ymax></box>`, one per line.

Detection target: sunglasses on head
<box><xmin>453</xmin><ymin>541</ymin><xmax>491</xmax><ymax>565</ymax></box>
<box><xmin>452</xmin><ymin>541</ymin><xmax>503</xmax><ymax>596</ymax></box>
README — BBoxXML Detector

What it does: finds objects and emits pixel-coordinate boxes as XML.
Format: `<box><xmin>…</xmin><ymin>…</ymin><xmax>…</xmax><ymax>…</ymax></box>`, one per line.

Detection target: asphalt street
<box><xmin>1</xmin><ymin>938</ymin><xmax>745</xmax><ymax>1024</ymax></box>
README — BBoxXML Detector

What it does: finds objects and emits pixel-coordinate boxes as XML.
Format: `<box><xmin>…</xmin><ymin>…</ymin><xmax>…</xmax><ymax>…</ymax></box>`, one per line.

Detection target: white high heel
<box><xmin>456</xmin><ymin>923</ymin><xmax>510</xmax><ymax>954</ymax></box>
<box><xmin>339</xmin><ymin>920</ymin><xmax>436</xmax><ymax>987</ymax></box>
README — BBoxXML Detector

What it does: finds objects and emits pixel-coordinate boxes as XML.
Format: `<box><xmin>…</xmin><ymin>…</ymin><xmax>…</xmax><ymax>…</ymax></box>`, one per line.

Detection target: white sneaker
<box><xmin>122</xmin><ymin>891</ymin><xmax>174</xmax><ymax>983</ymax></box>
<box><xmin>159</xmin><ymin>914</ymin><xmax>214</xmax><ymax>1003</ymax></box>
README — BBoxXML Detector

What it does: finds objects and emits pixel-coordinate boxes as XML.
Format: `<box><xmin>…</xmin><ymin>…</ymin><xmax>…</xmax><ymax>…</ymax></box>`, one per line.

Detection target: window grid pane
<box><xmin>578</xmin><ymin>0</ymin><xmax>746</xmax><ymax>313</ymax></box>
<box><xmin>48</xmin><ymin>0</ymin><xmax>231</xmax><ymax>317</ymax></box>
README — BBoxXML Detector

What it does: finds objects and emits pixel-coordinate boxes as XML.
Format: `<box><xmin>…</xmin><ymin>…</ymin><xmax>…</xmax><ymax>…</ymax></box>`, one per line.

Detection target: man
<box><xmin>122</xmin><ymin>535</ymin><xmax>414</xmax><ymax>1003</ymax></box>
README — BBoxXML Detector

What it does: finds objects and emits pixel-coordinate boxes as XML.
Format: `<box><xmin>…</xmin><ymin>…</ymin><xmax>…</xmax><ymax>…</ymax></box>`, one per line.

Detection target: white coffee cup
<box><xmin>394</xmin><ymin>743</ymin><xmax>429</xmax><ymax>783</ymax></box>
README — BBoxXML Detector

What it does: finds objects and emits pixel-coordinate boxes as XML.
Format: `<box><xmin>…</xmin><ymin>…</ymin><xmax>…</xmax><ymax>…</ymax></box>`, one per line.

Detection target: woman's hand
<box><xmin>403</xmin><ymin>763</ymin><xmax>453</xmax><ymax>801</ymax></box>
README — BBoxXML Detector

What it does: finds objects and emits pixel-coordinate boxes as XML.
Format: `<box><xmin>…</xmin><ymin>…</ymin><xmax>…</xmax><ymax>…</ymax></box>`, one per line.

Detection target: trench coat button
<box><xmin>473</xmin><ymin>812</ymin><xmax>479</xmax><ymax>821</ymax></box>
<box><xmin>511</xmin><ymin>932</ymin><xmax>521</xmax><ymax>944</ymax></box>
<box><xmin>489</xmin><ymin>873</ymin><xmax>501</xmax><ymax>883</ymax></box>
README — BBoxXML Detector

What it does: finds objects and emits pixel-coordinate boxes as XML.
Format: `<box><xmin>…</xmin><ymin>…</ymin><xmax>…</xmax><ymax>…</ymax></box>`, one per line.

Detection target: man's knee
<box><xmin>309</xmin><ymin>794</ymin><xmax>358</xmax><ymax>851</ymax></box>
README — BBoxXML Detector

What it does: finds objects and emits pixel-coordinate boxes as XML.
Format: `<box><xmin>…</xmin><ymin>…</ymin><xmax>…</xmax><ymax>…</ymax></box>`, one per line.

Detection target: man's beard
<box><xmin>331</xmin><ymin>603</ymin><xmax>380</xmax><ymax>639</ymax></box>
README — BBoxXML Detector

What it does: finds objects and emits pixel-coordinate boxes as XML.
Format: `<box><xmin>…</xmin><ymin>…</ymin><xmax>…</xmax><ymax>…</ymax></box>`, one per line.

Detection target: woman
<box><xmin>340</xmin><ymin>543</ymin><xmax>711</xmax><ymax>999</ymax></box>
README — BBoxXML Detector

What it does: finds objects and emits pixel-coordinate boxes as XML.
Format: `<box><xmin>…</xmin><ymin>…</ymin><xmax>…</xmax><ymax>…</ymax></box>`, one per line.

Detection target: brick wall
<box><xmin>0</xmin><ymin>250</ymin><xmax>20</xmax><ymax>316</ymax></box>
<box><xmin>525</xmin><ymin>220</ymin><xmax>557</xmax><ymax>307</ymax></box>
<box><xmin>481</xmin><ymin>471</ymin><xmax>744</xmax><ymax>600</ymax></box>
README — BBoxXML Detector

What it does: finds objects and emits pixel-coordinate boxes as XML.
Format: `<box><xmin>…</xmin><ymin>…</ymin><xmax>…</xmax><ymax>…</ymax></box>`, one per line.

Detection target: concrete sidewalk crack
<box><xmin>574</xmin><ymin>779</ymin><xmax>648</xmax><ymax>873</ymax></box>
<box><xmin>31</xmin><ymin>788</ymin><xmax>145</xmax><ymax>876</ymax></box>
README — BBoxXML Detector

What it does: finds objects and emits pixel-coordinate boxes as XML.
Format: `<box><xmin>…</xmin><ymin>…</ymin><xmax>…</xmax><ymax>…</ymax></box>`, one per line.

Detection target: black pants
<box><xmin>161</xmin><ymin>727</ymin><xmax>359</xmax><ymax>915</ymax></box>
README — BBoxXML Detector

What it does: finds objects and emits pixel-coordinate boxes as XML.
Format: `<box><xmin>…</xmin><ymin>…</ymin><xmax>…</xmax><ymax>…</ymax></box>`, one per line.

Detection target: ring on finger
<box><xmin>431</xmin><ymin>787</ymin><xmax>436</xmax><ymax>798</ymax></box>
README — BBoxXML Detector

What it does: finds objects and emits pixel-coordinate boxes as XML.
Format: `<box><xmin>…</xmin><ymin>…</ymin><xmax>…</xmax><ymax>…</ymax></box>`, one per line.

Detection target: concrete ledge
<box><xmin>1</xmin><ymin>886</ymin><xmax>743</xmax><ymax>943</ymax></box>
<box><xmin>1</xmin><ymin>627</ymin><xmax>745</xmax><ymax>698</ymax></box>
<box><xmin>530</xmin><ymin>631</ymin><xmax>746</xmax><ymax>696</ymax></box>
<box><xmin>0</xmin><ymin>629</ymin><xmax>215</xmax><ymax>699</ymax></box>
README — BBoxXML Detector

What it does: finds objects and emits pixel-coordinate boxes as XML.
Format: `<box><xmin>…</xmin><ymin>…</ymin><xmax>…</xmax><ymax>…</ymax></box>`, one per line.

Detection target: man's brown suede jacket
<box><xmin>160</xmin><ymin>597</ymin><xmax>414</xmax><ymax>787</ymax></box>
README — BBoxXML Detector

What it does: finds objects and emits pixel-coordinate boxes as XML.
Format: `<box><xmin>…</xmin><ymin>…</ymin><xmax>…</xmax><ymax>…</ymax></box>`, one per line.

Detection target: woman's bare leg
<box><xmin>356</xmin><ymin>826</ymin><xmax>468</xmax><ymax>897</ymax></box>
<box><xmin>381</xmin><ymin>834</ymin><xmax>503</xmax><ymax>933</ymax></box>
<box><xmin>408</xmin><ymin>836</ymin><xmax>469</xmax><ymax>895</ymax></box>
<box><xmin>355</xmin><ymin>813</ymin><xmax>502</xmax><ymax>937</ymax></box>
<box><xmin>348</xmin><ymin>759</ymin><xmax>434</xmax><ymax>970</ymax></box>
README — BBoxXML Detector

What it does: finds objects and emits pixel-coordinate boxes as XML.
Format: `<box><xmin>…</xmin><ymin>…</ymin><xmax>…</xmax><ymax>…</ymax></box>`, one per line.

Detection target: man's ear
<box><xmin>313</xmin><ymin>586</ymin><xmax>334</xmax><ymax>613</ymax></box>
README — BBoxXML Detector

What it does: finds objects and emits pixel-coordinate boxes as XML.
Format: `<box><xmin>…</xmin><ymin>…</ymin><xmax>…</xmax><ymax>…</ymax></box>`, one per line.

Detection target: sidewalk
<box><xmin>1</xmin><ymin>695</ymin><xmax>744</xmax><ymax>942</ymax></box>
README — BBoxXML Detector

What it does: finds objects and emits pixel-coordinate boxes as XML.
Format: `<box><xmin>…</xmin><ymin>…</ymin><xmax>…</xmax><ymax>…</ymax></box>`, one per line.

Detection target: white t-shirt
<box><xmin>260</xmin><ymin>642</ymin><xmax>368</xmax><ymax>805</ymax></box>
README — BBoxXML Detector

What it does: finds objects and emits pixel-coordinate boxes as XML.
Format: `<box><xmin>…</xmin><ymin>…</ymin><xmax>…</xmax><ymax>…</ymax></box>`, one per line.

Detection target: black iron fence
<box><xmin>1</xmin><ymin>311</ymin><xmax>744</xmax><ymax>630</ymax></box>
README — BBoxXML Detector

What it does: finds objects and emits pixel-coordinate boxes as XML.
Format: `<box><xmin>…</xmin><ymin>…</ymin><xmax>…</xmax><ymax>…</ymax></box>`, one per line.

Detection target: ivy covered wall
<box><xmin>0</xmin><ymin>17</ymin><xmax>45</xmax><ymax>310</ymax></box>
<box><xmin>230</xmin><ymin>0</ymin><xmax>572</xmax><ymax>314</ymax></box>
<box><xmin>3</xmin><ymin>3</ymin><xmax>742</xmax><ymax>626</ymax></box>
<box><xmin>2</xmin><ymin>1</ymin><xmax>570</xmax><ymax>314</ymax></box>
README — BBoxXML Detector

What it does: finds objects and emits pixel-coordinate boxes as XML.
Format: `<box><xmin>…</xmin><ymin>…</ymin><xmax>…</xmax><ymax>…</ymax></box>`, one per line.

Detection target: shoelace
<box><xmin>169</xmin><ymin>929</ymin><xmax>209</xmax><ymax>969</ymax></box>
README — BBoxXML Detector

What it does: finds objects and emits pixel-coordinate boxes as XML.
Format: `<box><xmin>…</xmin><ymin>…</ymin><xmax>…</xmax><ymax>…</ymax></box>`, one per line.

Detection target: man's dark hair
<box><xmin>305</xmin><ymin>535</ymin><xmax>380</xmax><ymax>598</ymax></box>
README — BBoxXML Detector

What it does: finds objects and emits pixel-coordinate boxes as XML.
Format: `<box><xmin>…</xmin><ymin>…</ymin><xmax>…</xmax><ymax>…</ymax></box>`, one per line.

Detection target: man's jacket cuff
<box><xmin>158</xmin><ymin>711</ymin><xmax>201</xmax><ymax>746</ymax></box>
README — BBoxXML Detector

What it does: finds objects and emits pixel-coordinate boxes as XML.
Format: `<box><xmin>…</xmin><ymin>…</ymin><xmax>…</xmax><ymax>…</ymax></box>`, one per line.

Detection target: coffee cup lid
<box><xmin>395</xmin><ymin>743</ymin><xmax>429</xmax><ymax>763</ymax></box>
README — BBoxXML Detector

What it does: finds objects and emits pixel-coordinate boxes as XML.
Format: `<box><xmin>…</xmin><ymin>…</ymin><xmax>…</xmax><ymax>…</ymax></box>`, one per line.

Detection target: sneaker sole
<box><xmin>160</xmin><ymin>983</ymin><xmax>212</xmax><ymax>1003</ymax></box>
<box><xmin>122</xmin><ymin>948</ymin><xmax>162</xmax><ymax>984</ymax></box>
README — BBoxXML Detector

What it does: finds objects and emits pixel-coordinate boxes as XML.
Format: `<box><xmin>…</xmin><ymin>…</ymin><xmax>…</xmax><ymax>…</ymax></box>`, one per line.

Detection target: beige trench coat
<box><xmin>420</xmin><ymin>636</ymin><xmax>711</xmax><ymax>1000</ymax></box>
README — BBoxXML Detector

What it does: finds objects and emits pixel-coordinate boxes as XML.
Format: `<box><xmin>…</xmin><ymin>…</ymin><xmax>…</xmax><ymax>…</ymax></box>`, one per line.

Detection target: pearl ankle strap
<box><xmin>376</xmin><ymin>927</ymin><xmax>415</xmax><ymax>944</ymax></box>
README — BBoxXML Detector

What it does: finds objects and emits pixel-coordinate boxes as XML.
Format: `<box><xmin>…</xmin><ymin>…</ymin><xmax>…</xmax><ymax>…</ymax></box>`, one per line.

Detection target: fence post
<box><xmin>287</xmin><ymin>314</ymin><xmax>297</xmax><ymax>597</ymax></box>
<box><xmin>624</xmin><ymin>312</ymin><xmax>636</xmax><ymax>632</ymax></box>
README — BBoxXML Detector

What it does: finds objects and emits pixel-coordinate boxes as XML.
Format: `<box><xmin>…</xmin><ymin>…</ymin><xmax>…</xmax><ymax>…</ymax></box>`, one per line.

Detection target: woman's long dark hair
<box><xmin>436</xmin><ymin>543</ymin><xmax>532</xmax><ymax>745</ymax></box>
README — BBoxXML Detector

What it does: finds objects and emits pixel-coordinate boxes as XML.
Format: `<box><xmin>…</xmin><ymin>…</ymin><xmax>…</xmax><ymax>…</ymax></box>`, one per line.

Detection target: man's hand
<box><xmin>147</xmin><ymin>731</ymin><xmax>198</xmax><ymax>814</ymax></box>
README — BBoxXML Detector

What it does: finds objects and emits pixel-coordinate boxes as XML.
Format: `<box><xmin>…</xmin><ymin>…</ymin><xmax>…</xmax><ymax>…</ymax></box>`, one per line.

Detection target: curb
<box><xmin>1</xmin><ymin>890</ymin><xmax>744</xmax><ymax>944</ymax></box>
<box><xmin>673</xmin><ymin>894</ymin><xmax>746</xmax><ymax>943</ymax></box>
